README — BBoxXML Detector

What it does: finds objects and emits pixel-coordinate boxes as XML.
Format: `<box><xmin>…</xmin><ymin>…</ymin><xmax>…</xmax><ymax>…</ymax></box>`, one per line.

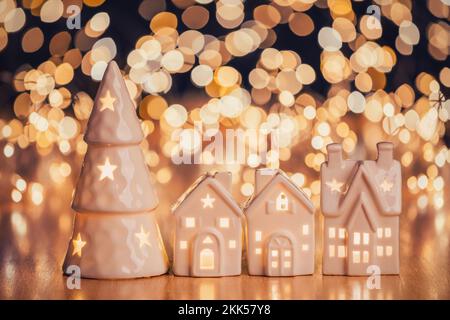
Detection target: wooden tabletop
<box><xmin>0</xmin><ymin>178</ymin><xmax>449</xmax><ymax>300</ymax></box>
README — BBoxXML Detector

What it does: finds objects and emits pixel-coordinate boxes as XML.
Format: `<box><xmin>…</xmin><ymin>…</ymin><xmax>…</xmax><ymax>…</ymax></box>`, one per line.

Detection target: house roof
<box><xmin>244</xmin><ymin>169</ymin><xmax>314</xmax><ymax>214</ymax></box>
<box><xmin>171</xmin><ymin>172</ymin><xmax>243</xmax><ymax>217</ymax></box>
<box><xmin>345</xmin><ymin>193</ymin><xmax>379</xmax><ymax>232</ymax></box>
<box><xmin>324</xmin><ymin>162</ymin><xmax>401</xmax><ymax>223</ymax></box>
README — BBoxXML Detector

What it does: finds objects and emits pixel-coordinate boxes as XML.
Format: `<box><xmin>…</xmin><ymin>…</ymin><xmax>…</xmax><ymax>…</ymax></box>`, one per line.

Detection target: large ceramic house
<box><xmin>321</xmin><ymin>142</ymin><xmax>402</xmax><ymax>276</ymax></box>
<box><xmin>244</xmin><ymin>169</ymin><xmax>315</xmax><ymax>276</ymax></box>
<box><xmin>172</xmin><ymin>172</ymin><xmax>243</xmax><ymax>277</ymax></box>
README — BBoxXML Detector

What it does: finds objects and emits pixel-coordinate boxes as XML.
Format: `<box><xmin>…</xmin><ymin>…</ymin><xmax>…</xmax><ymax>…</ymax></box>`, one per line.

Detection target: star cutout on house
<box><xmin>380</xmin><ymin>179</ymin><xmax>393</xmax><ymax>192</ymax></box>
<box><xmin>326</xmin><ymin>179</ymin><xmax>344</xmax><ymax>193</ymax></box>
<box><xmin>99</xmin><ymin>90</ymin><xmax>116</xmax><ymax>112</ymax></box>
<box><xmin>72</xmin><ymin>233</ymin><xmax>86</xmax><ymax>257</ymax></box>
<box><xmin>97</xmin><ymin>157</ymin><xmax>117</xmax><ymax>181</ymax></box>
<box><xmin>201</xmin><ymin>193</ymin><xmax>215</xmax><ymax>208</ymax></box>
<box><xmin>135</xmin><ymin>225</ymin><xmax>152</xmax><ymax>248</ymax></box>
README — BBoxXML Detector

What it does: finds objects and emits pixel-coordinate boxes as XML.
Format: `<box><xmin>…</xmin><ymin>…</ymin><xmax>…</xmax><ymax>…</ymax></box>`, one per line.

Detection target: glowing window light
<box><xmin>302</xmin><ymin>224</ymin><xmax>309</xmax><ymax>236</ymax></box>
<box><xmin>328</xmin><ymin>227</ymin><xmax>336</xmax><ymax>239</ymax></box>
<box><xmin>179</xmin><ymin>241</ymin><xmax>187</xmax><ymax>249</ymax></box>
<box><xmin>219</xmin><ymin>218</ymin><xmax>229</xmax><ymax>228</ymax></box>
<box><xmin>386</xmin><ymin>246</ymin><xmax>393</xmax><ymax>257</ymax></box>
<box><xmin>329</xmin><ymin>245</ymin><xmax>335</xmax><ymax>257</ymax></box>
<box><xmin>185</xmin><ymin>217</ymin><xmax>195</xmax><ymax>228</ymax></box>
<box><xmin>353</xmin><ymin>251</ymin><xmax>361</xmax><ymax>263</ymax></box>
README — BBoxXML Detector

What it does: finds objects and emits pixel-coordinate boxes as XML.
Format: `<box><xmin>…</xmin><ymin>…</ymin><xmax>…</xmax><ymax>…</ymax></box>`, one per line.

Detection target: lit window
<box><xmin>386</xmin><ymin>246</ymin><xmax>393</xmax><ymax>256</ymax></box>
<box><xmin>228</xmin><ymin>240</ymin><xmax>236</xmax><ymax>249</ymax></box>
<box><xmin>284</xmin><ymin>250</ymin><xmax>291</xmax><ymax>257</ymax></box>
<box><xmin>353</xmin><ymin>251</ymin><xmax>360</xmax><ymax>263</ymax></box>
<box><xmin>377</xmin><ymin>228</ymin><xmax>383</xmax><ymax>239</ymax></box>
<box><xmin>338</xmin><ymin>245</ymin><xmax>346</xmax><ymax>258</ymax></box>
<box><xmin>363</xmin><ymin>251</ymin><xmax>369</xmax><ymax>263</ymax></box>
<box><xmin>271</xmin><ymin>250</ymin><xmax>278</xmax><ymax>257</ymax></box>
<box><xmin>179</xmin><ymin>241</ymin><xmax>187</xmax><ymax>249</ymax></box>
<box><xmin>302</xmin><ymin>244</ymin><xmax>309</xmax><ymax>251</ymax></box>
<box><xmin>363</xmin><ymin>233</ymin><xmax>370</xmax><ymax>245</ymax></box>
<box><xmin>302</xmin><ymin>224</ymin><xmax>309</xmax><ymax>235</ymax></box>
<box><xmin>284</xmin><ymin>261</ymin><xmax>291</xmax><ymax>268</ymax></box>
<box><xmin>339</xmin><ymin>228</ymin><xmax>346</xmax><ymax>239</ymax></box>
<box><xmin>276</xmin><ymin>192</ymin><xmax>289</xmax><ymax>211</ymax></box>
<box><xmin>377</xmin><ymin>246</ymin><xmax>384</xmax><ymax>257</ymax></box>
<box><xmin>353</xmin><ymin>232</ymin><xmax>360</xmax><ymax>245</ymax></box>
<box><xmin>385</xmin><ymin>228</ymin><xmax>391</xmax><ymax>238</ymax></box>
<box><xmin>255</xmin><ymin>248</ymin><xmax>262</xmax><ymax>255</ymax></box>
<box><xmin>271</xmin><ymin>261</ymin><xmax>278</xmax><ymax>268</ymax></box>
<box><xmin>255</xmin><ymin>231</ymin><xmax>262</xmax><ymax>242</ymax></box>
<box><xmin>329</xmin><ymin>245</ymin><xmax>335</xmax><ymax>257</ymax></box>
<box><xmin>185</xmin><ymin>217</ymin><xmax>195</xmax><ymax>228</ymax></box>
<box><xmin>219</xmin><ymin>217</ymin><xmax>230</xmax><ymax>228</ymax></box>
<box><xmin>328</xmin><ymin>227</ymin><xmax>336</xmax><ymax>239</ymax></box>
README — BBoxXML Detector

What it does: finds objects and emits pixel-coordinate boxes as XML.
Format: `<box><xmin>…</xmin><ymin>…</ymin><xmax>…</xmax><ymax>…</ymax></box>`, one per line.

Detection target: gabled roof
<box><xmin>171</xmin><ymin>172</ymin><xmax>242</xmax><ymax>217</ymax></box>
<box><xmin>244</xmin><ymin>169</ymin><xmax>314</xmax><ymax>215</ymax></box>
<box><xmin>346</xmin><ymin>193</ymin><xmax>379</xmax><ymax>232</ymax></box>
<box><xmin>325</xmin><ymin>163</ymin><xmax>401</xmax><ymax>220</ymax></box>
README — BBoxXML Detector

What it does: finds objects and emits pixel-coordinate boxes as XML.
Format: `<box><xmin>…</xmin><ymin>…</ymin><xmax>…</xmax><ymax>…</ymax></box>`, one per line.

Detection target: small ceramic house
<box><xmin>321</xmin><ymin>142</ymin><xmax>401</xmax><ymax>276</ymax></box>
<box><xmin>172</xmin><ymin>172</ymin><xmax>243</xmax><ymax>277</ymax></box>
<box><xmin>244</xmin><ymin>169</ymin><xmax>315</xmax><ymax>276</ymax></box>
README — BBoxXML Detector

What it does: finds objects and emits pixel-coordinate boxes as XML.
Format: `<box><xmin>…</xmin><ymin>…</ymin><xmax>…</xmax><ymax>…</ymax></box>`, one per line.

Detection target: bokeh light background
<box><xmin>0</xmin><ymin>0</ymin><xmax>449</xmax><ymax>267</ymax></box>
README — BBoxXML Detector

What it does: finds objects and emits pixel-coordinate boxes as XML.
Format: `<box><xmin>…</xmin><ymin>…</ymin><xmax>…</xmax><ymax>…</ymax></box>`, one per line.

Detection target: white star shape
<box><xmin>326</xmin><ymin>178</ymin><xmax>344</xmax><ymax>193</ymax></box>
<box><xmin>135</xmin><ymin>225</ymin><xmax>152</xmax><ymax>248</ymax></box>
<box><xmin>201</xmin><ymin>193</ymin><xmax>215</xmax><ymax>208</ymax></box>
<box><xmin>97</xmin><ymin>157</ymin><xmax>117</xmax><ymax>181</ymax></box>
<box><xmin>380</xmin><ymin>179</ymin><xmax>393</xmax><ymax>192</ymax></box>
<box><xmin>99</xmin><ymin>90</ymin><xmax>116</xmax><ymax>112</ymax></box>
<box><xmin>72</xmin><ymin>233</ymin><xmax>86</xmax><ymax>257</ymax></box>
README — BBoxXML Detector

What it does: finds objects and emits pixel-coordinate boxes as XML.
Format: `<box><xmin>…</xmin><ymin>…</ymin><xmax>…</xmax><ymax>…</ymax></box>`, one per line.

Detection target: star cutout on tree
<box><xmin>380</xmin><ymin>179</ymin><xmax>393</xmax><ymax>192</ymax></box>
<box><xmin>99</xmin><ymin>90</ymin><xmax>116</xmax><ymax>112</ymax></box>
<box><xmin>72</xmin><ymin>233</ymin><xmax>86</xmax><ymax>257</ymax></box>
<box><xmin>135</xmin><ymin>225</ymin><xmax>152</xmax><ymax>248</ymax></box>
<box><xmin>97</xmin><ymin>157</ymin><xmax>117</xmax><ymax>181</ymax></box>
<box><xmin>201</xmin><ymin>193</ymin><xmax>216</xmax><ymax>208</ymax></box>
<box><xmin>326</xmin><ymin>178</ymin><xmax>344</xmax><ymax>193</ymax></box>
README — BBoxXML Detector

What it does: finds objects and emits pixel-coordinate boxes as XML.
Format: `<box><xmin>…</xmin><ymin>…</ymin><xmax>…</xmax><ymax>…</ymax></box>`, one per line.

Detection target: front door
<box><xmin>265</xmin><ymin>235</ymin><xmax>293</xmax><ymax>276</ymax></box>
<box><xmin>192</xmin><ymin>233</ymin><xmax>220</xmax><ymax>276</ymax></box>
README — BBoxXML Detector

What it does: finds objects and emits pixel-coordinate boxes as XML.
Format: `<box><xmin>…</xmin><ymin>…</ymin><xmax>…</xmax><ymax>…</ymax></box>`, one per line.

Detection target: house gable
<box><xmin>346</xmin><ymin>193</ymin><xmax>379</xmax><ymax>232</ymax></box>
<box><xmin>172</xmin><ymin>174</ymin><xmax>242</xmax><ymax>219</ymax></box>
<box><xmin>245</xmin><ymin>171</ymin><xmax>314</xmax><ymax>219</ymax></box>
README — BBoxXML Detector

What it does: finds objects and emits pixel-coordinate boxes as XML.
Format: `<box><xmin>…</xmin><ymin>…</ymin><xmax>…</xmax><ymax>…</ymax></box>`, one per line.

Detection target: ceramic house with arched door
<box><xmin>244</xmin><ymin>169</ymin><xmax>315</xmax><ymax>276</ymax></box>
<box><xmin>321</xmin><ymin>142</ymin><xmax>401</xmax><ymax>276</ymax></box>
<box><xmin>172</xmin><ymin>172</ymin><xmax>243</xmax><ymax>277</ymax></box>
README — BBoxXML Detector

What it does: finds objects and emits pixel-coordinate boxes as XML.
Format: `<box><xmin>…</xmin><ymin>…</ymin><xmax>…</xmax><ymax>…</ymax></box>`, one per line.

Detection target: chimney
<box><xmin>376</xmin><ymin>142</ymin><xmax>394</xmax><ymax>169</ymax></box>
<box><xmin>255</xmin><ymin>168</ymin><xmax>277</xmax><ymax>195</ymax></box>
<box><xmin>326</xmin><ymin>143</ymin><xmax>343</xmax><ymax>168</ymax></box>
<box><xmin>214</xmin><ymin>172</ymin><xmax>232</xmax><ymax>192</ymax></box>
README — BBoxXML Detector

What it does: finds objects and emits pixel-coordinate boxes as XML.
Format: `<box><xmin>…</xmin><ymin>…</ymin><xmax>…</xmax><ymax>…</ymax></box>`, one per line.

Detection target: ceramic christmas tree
<box><xmin>321</xmin><ymin>142</ymin><xmax>401</xmax><ymax>276</ymax></box>
<box><xmin>63</xmin><ymin>61</ymin><xmax>169</xmax><ymax>279</ymax></box>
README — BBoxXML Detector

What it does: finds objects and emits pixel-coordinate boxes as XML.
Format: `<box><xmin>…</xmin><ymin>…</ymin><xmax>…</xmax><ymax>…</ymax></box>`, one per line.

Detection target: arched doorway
<box><xmin>192</xmin><ymin>232</ymin><xmax>222</xmax><ymax>276</ymax></box>
<box><xmin>265</xmin><ymin>234</ymin><xmax>294</xmax><ymax>276</ymax></box>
